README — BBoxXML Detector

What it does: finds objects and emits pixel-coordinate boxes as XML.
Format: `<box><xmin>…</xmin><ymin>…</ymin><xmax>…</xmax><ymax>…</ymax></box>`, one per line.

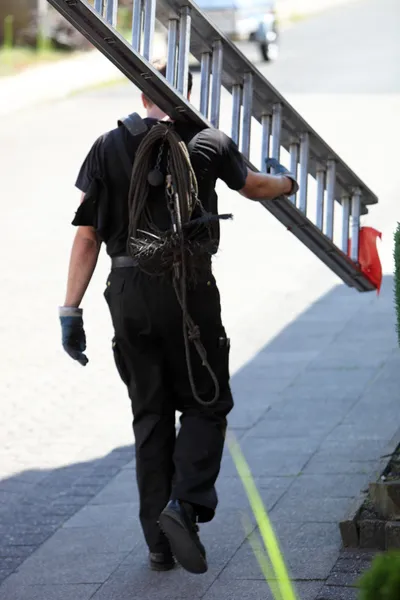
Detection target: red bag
<box><xmin>348</xmin><ymin>227</ymin><xmax>382</xmax><ymax>293</ymax></box>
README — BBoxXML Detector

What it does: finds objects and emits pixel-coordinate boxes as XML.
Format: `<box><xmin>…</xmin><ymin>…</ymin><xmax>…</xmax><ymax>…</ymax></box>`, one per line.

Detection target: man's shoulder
<box><xmin>186</xmin><ymin>126</ymin><xmax>232</xmax><ymax>152</ymax></box>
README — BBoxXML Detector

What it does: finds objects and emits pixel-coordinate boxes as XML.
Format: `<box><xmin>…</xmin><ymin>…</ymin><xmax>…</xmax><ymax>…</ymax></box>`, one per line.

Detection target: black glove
<box><xmin>265</xmin><ymin>158</ymin><xmax>299</xmax><ymax>196</ymax></box>
<box><xmin>59</xmin><ymin>307</ymin><xmax>88</xmax><ymax>366</ymax></box>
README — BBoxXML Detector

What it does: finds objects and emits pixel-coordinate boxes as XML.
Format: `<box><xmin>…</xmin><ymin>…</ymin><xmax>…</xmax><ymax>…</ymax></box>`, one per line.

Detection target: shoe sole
<box><xmin>150</xmin><ymin>560</ymin><xmax>175</xmax><ymax>572</ymax></box>
<box><xmin>159</xmin><ymin>510</ymin><xmax>208</xmax><ymax>574</ymax></box>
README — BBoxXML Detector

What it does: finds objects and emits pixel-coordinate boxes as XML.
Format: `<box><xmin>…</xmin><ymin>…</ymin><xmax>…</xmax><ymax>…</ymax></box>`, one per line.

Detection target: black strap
<box><xmin>113</xmin><ymin>113</ymin><xmax>150</xmax><ymax>180</ymax></box>
<box><xmin>117</xmin><ymin>112</ymin><xmax>148</xmax><ymax>136</ymax></box>
<box><xmin>112</xmin><ymin>128</ymin><xmax>134</xmax><ymax>180</ymax></box>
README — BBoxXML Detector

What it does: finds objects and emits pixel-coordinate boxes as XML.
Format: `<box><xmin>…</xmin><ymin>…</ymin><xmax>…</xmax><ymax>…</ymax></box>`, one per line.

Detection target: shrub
<box><xmin>357</xmin><ymin>551</ymin><xmax>400</xmax><ymax>600</ymax></box>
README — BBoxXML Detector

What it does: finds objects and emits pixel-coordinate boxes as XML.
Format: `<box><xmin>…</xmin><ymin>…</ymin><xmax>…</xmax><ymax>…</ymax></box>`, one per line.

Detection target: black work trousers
<box><xmin>104</xmin><ymin>266</ymin><xmax>233</xmax><ymax>553</ymax></box>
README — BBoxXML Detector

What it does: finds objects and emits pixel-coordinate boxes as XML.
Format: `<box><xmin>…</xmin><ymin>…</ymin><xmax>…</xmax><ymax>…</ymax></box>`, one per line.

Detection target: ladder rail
<box><xmin>46</xmin><ymin>0</ymin><xmax>377</xmax><ymax>292</ymax></box>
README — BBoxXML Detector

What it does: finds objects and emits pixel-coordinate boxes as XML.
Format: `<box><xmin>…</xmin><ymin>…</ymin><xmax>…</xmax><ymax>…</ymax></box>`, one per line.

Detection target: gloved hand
<box><xmin>59</xmin><ymin>306</ymin><xmax>89</xmax><ymax>366</ymax></box>
<box><xmin>265</xmin><ymin>158</ymin><xmax>299</xmax><ymax>196</ymax></box>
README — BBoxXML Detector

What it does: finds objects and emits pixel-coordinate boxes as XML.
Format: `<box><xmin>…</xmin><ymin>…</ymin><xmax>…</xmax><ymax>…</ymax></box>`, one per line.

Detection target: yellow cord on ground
<box><xmin>242</xmin><ymin>514</ymin><xmax>284</xmax><ymax>600</ymax></box>
<box><xmin>228</xmin><ymin>433</ymin><xmax>298</xmax><ymax>600</ymax></box>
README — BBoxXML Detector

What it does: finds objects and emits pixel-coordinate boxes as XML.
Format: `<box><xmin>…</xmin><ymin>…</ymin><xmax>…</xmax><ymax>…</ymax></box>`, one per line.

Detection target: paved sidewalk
<box><xmin>0</xmin><ymin>272</ymin><xmax>398</xmax><ymax>600</ymax></box>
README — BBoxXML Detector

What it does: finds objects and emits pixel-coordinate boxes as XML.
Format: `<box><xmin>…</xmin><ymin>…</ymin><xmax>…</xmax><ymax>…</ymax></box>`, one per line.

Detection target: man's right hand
<box><xmin>265</xmin><ymin>158</ymin><xmax>299</xmax><ymax>196</ymax></box>
<box><xmin>59</xmin><ymin>307</ymin><xmax>89</xmax><ymax>366</ymax></box>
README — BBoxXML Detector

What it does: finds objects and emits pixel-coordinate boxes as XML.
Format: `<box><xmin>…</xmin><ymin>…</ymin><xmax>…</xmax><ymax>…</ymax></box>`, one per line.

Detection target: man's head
<box><xmin>141</xmin><ymin>58</ymin><xmax>193</xmax><ymax>119</ymax></box>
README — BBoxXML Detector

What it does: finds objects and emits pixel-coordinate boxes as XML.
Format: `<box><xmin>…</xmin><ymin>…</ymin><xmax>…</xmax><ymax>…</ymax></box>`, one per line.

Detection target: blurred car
<box><xmin>195</xmin><ymin>0</ymin><xmax>279</xmax><ymax>62</ymax></box>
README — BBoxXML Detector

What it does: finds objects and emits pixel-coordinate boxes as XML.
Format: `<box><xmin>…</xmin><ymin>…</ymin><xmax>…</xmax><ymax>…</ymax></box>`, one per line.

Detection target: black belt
<box><xmin>111</xmin><ymin>255</ymin><xmax>139</xmax><ymax>269</ymax></box>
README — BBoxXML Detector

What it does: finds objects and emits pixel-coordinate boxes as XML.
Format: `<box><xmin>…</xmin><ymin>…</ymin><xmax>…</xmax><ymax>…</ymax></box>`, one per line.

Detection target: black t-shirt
<box><xmin>74</xmin><ymin>118</ymin><xmax>248</xmax><ymax>258</ymax></box>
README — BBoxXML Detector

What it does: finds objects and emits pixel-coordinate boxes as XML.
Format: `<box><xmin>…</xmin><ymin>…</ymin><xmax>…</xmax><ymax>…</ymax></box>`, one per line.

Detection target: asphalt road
<box><xmin>0</xmin><ymin>0</ymin><xmax>399</xmax><ymax>561</ymax></box>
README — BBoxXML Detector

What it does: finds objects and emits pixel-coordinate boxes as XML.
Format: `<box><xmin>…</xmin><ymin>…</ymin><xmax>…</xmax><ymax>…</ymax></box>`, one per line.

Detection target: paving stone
<box><xmin>0</xmin><ymin>546</ymin><xmax>36</xmax><ymax>560</ymax></box>
<box><xmin>9</xmin><ymin>550</ymin><xmax>128</xmax><ymax>585</ymax></box>
<box><xmin>90</xmin><ymin>550</ymin><xmax>223</xmax><ymax>600</ymax></box>
<box><xmin>0</xmin><ymin>568</ymin><xmax>15</xmax><ymax>582</ymax></box>
<box><xmin>219</xmin><ymin>539</ymin><xmax>338</xmax><ymax>581</ymax></box>
<box><xmin>271</xmin><ymin>494</ymin><xmax>352</xmax><ymax>523</ymax></box>
<box><xmin>216</xmin><ymin>476</ymin><xmax>293</xmax><ymax>511</ymax></box>
<box><xmin>29</xmin><ymin>525</ymin><xmax>140</xmax><ymax>556</ymax></box>
<box><xmin>303</xmin><ymin>455</ymin><xmax>378</xmax><ymax>476</ymax></box>
<box><xmin>287</xmin><ymin>368</ymin><xmax>375</xmax><ymax>397</ymax></box>
<box><xmin>245</xmin><ymin>418</ymin><xmax>332</xmax><ymax>439</ymax></box>
<box><xmin>51</xmin><ymin>496</ymin><xmax>95</xmax><ymax>507</ymax></box>
<box><xmin>288</xmin><ymin>474</ymin><xmax>371</xmax><ymax>499</ymax></box>
<box><xmin>203</xmin><ymin>579</ymin><xmax>323</xmax><ymax>600</ymax></box>
<box><xmin>0</xmin><ymin>581</ymin><xmax>99</xmax><ymax>600</ymax></box>
<box><xmin>200</xmin><ymin>510</ymin><xmax>255</xmax><ymax>566</ymax></box>
<box><xmin>307</xmin><ymin>344</ymin><xmax>391</xmax><ymax>369</ymax></box>
<box><xmin>289</xmin><ymin>523</ymin><xmax>342</xmax><ymax>550</ymax></box>
<box><xmin>325</xmin><ymin>571</ymin><xmax>358</xmax><ymax>587</ymax></box>
<box><xmin>326</xmin><ymin>422</ymin><xmax>400</xmax><ymax>442</ymax></box>
<box><xmin>316</xmin><ymin>585</ymin><xmax>359</xmax><ymax>600</ymax></box>
<box><xmin>227</xmin><ymin>406</ymin><xmax>271</xmax><ymax>429</ymax></box>
<box><xmin>63</xmin><ymin>503</ymin><xmax>139</xmax><ymax>529</ymax></box>
<box><xmin>89</xmin><ymin>471</ymin><xmax>138</xmax><ymax>506</ymax></box>
<box><xmin>333</xmin><ymin>554</ymin><xmax>374</xmax><ymax>574</ymax></box>
<box><xmin>0</xmin><ymin>558</ymin><xmax>24</xmax><ymax>573</ymax></box>
<box><xmin>222</xmin><ymin>437</ymin><xmax>312</xmax><ymax>477</ymax></box>
<box><xmin>318</xmin><ymin>440</ymin><xmax>388</xmax><ymax>461</ymax></box>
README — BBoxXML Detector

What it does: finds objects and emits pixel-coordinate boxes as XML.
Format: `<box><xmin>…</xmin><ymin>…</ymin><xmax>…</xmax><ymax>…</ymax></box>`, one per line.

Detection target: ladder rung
<box><xmin>131</xmin><ymin>0</ymin><xmax>142</xmax><ymax>52</ymax></box>
<box><xmin>325</xmin><ymin>159</ymin><xmax>336</xmax><ymax>240</ymax></box>
<box><xmin>298</xmin><ymin>133</ymin><xmax>309</xmax><ymax>213</ymax></box>
<box><xmin>231</xmin><ymin>84</ymin><xmax>242</xmax><ymax>146</ymax></box>
<box><xmin>289</xmin><ymin>142</ymin><xmax>299</xmax><ymax>205</ymax></box>
<box><xmin>210</xmin><ymin>40</ymin><xmax>223</xmax><ymax>128</ymax></box>
<box><xmin>241</xmin><ymin>73</ymin><xmax>253</xmax><ymax>159</ymax></box>
<box><xmin>350</xmin><ymin>190</ymin><xmax>361</xmax><ymax>261</ymax></box>
<box><xmin>199</xmin><ymin>52</ymin><xmax>211</xmax><ymax>118</ymax></box>
<box><xmin>315</xmin><ymin>166</ymin><xmax>325</xmax><ymax>230</ymax></box>
<box><xmin>270</xmin><ymin>103</ymin><xmax>282</xmax><ymax>161</ymax></box>
<box><xmin>143</xmin><ymin>0</ymin><xmax>156</xmax><ymax>60</ymax></box>
<box><xmin>166</xmin><ymin>18</ymin><xmax>178</xmax><ymax>86</ymax></box>
<box><xmin>106</xmin><ymin>0</ymin><xmax>118</xmax><ymax>27</ymax></box>
<box><xmin>261</xmin><ymin>114</ymin><xmax>271</xmax><ymax>171</ymax></box>
<box><xmin>177</xmin><ymin>7</ymin><xmax>191</xmax><ymax>96</ymax></box>
<box><xmin>341</xmin><ymin>195</ymin><xmax>350</xmax><ymax>254</ymax></box>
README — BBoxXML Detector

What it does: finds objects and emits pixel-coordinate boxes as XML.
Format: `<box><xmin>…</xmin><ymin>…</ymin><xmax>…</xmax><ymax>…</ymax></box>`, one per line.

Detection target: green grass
<box><xmin>0</xmin><ymin>47</ymin><xmax>75</xmax><ymax>77</ymax></box>
<box><xmin>394</xmin><ymin>223</ymin><xmax>400</xmax><ymax>347</ymax></box>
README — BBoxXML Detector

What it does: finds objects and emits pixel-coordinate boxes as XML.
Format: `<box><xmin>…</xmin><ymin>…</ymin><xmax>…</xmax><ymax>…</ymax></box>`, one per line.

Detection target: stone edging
<box><xmin>339</xmin><ymin>427</ymin><xmax>400</xmax><ymax>550</ymax></box>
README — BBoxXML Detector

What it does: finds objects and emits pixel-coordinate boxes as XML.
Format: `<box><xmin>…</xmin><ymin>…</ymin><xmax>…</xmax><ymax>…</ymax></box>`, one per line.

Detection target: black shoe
<box><xmin>159</xmin><ymin>500</ymin><xmax>208</xmax><ymax>575</ymax></box>
<box><xmin>149</xmin><ymin>551</ymin><xmax>175</xmax><ymax>572</ymax></box>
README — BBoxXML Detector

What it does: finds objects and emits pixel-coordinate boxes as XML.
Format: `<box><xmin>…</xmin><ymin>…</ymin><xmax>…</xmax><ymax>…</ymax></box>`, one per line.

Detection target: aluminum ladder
<box><xmin>47</xmin><ymin>0</ymin><xmax>379</xmax><ymax>292</ymax></box>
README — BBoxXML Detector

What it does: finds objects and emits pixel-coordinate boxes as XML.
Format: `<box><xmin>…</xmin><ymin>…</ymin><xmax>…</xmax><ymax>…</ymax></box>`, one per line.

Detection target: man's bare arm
<box><xmin>63</xmin><ymin>194</ymin><xmax>101</xmax><ymax>308</ymax></box>
<box><xmin>239</xmin><ymin>168</ymin><xmax>293</xmax><ymax>200</ymax></box>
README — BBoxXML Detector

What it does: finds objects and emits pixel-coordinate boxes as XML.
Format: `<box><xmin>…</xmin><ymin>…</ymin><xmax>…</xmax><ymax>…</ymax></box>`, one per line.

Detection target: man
<box><xmin>59</xmin><ymin>59</ymin><xmax>297</xmax><ymax>575</ymax></box>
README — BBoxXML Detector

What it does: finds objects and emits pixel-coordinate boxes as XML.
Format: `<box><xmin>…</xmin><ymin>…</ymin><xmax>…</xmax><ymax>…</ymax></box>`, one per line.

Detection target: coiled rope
<box><xmin>127</xmin><ymin>122</ymin><xmax>224</xmax><ymax>407</ymax></box>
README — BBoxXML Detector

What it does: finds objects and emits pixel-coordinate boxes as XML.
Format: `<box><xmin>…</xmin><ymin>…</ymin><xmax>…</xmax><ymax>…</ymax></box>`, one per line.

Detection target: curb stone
<box><xmin>339</xmin><ymin>427</ymin><xmax>400</xmax><ymax>549</ymax></box>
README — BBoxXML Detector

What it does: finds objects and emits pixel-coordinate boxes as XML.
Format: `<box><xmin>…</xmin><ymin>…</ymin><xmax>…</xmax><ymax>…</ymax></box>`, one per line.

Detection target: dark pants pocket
<box><xmin>112</xmin><ymin>338</ymin><xmax>131</xmax><ymax>387</ymax></box>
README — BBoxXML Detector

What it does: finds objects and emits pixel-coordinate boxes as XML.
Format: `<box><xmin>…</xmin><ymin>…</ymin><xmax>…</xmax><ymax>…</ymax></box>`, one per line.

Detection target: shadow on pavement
<box><xmin>0</xmin><ymin>275</ymin><xmax>397</xmax><ymax>587</ymax></box>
